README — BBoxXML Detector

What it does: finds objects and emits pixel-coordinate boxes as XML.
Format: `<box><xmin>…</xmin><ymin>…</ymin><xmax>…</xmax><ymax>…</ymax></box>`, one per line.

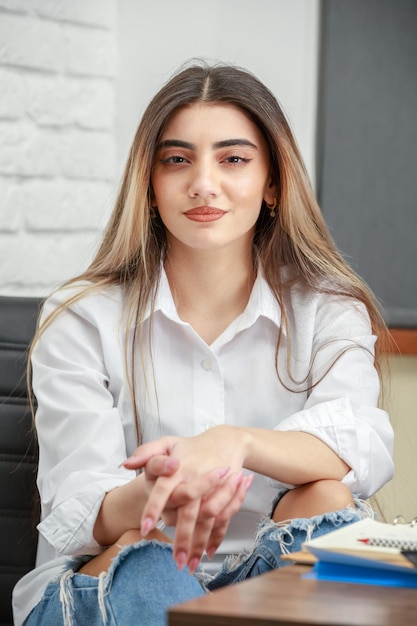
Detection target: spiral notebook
<box><xmin>300</xmin><ymin>516</ymin><xmax>417</xmax><ymax>587</ymax></box>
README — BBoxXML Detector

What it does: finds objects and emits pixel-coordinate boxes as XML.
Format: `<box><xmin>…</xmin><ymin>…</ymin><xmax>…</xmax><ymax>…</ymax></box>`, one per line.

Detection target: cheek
<box><xmin>232</xmin><ymin>173</ymin><xmax>269</xmax><ymax>201</ymax></box>
<box><xmin>152</xmin><ymin>173</ymin><xmax>185</xmax><ymax>206</ymax></box>
<box><xmin>151</xmin><ymin>181</ymin><xmax>168</xmax><ymax>207</ymax></box>
<box><xmin>238</xmin><ymin>188</ymin><xmax>267</xmax><ymax>212</ymax></box>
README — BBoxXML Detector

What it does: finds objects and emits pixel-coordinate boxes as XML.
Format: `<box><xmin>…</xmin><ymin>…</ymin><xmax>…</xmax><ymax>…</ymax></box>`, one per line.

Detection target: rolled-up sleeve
<box><xmin>33</xmin><ymin>288</ymin><xmax>136</xmax><ymax>556</ymax></box>
<box><xmin>274</xmin><ymin>295</ymin><xmax>394</xmax><ymax>498</ymax></box>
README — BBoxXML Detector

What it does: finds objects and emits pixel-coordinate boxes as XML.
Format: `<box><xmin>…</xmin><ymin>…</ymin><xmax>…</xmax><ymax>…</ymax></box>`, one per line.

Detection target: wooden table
<box><xmin>168</xmin><ymin>565</ymin><xmax>417</xmax><ymax>626</ymax></box>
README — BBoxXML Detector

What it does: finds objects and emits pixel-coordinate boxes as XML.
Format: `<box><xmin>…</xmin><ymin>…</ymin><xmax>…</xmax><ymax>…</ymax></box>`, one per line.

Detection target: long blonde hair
<box><xmin>30</xmin><ymin>61</ymin><xmax>389</xmax><ymax>441</ymax></box>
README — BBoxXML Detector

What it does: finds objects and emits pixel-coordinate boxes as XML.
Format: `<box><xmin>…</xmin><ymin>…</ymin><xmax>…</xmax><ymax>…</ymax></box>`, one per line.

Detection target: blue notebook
<box><xmin>303</xmin><ymin>517</ymin><xmax>417</xmax><ymax>588</ymax></box>
<box><xmin>305</xmin><ymin>545</ymin><xmax>417</xmax><ymax>588</ymax></box>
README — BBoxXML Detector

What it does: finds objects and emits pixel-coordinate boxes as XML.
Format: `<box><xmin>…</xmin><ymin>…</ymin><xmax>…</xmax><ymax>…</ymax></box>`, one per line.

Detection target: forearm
<box><xmin>125</xmin><ymin>427</ymin><xmax>349</xmax><ymax>493</ymax></box>
<box><xmin>93</xmin><ymin>473</ymin><xmax>148</xmax><ymax>546</ymax></box>
<box><xmin>237</xmin><ymin>427</ymin><xmax>350</xmax><ymax>485</ymax></box>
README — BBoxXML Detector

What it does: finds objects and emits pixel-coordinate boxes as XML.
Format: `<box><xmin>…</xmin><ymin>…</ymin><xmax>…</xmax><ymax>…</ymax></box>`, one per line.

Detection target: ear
<box><xmin>263</xmin><ymin>179</ymin><xmax>278</xmax><ymax>206</ymax></box>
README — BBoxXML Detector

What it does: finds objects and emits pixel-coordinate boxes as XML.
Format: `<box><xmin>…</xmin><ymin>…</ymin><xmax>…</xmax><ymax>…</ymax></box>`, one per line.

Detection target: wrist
<box><xmin>94</xmin><ymin>473</ymin><xmax>147</xmax><ymax>545</ymax></box>
<box><xmin>215</xmin><ymin>424</ymin><xmax>252</xmax><ymax>468</ymax></box>
<box><xmin>236</xmin><ymin>426</ymin><xmax>254</xmax><ymax>468</ymax></box>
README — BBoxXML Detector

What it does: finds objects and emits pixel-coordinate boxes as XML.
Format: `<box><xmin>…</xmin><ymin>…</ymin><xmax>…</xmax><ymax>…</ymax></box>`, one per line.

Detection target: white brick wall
<box><xmin>0</xmin><ymin>0</ymin><xmax>118</xmax><ymax>296</ymax></box>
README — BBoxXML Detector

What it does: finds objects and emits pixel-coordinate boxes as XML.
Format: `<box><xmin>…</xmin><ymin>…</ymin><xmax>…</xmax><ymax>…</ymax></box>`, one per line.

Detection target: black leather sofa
<box><xmin>0</xmin><ymin>296</ymin><xmax>42</xmax><ymax>626</ymax></box>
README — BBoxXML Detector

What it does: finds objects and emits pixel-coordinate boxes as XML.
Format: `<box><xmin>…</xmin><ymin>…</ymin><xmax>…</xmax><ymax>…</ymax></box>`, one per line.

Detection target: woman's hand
<box><xmin>123</xmin><ymin>426</ymin><xmax>252</xmax><ymax>571</ymax></box>
<box><xmin>165</xmin><ymin>467</ymin><xmax>253</xmax><ymax>572</ymax></box>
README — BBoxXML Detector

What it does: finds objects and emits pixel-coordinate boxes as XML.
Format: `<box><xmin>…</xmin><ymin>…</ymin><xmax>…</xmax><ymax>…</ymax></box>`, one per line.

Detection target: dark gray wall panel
<box><xmin>318</xmin><ymin>0</ymin><xmax>417</xmax><ymax>326</ymax></box>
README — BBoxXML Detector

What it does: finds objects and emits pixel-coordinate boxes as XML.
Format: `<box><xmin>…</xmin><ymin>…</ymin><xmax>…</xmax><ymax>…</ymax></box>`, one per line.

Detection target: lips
<box><xmin>184</xmin><ymin>207</ymin><xmax>226</xmax><ymax>222</ymax></box>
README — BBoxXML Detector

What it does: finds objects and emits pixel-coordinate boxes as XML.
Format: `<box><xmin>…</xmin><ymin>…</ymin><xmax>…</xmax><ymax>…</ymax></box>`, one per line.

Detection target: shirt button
<box><xmin>201</xmin><ymin>358</ymin><xmax>213</xmax><ymax>371</ymax></box>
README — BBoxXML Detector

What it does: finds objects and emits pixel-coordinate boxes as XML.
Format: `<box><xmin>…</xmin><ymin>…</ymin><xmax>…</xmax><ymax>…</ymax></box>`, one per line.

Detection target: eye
<box><xmin>160</xmin><ymin>155</ymin><xmax>189</xmax><ymax>165</ymax></box>
<box><xmin>223</xmin><ymin>155</ymin><xmax>251</xmax><ymax>165</ymax></box>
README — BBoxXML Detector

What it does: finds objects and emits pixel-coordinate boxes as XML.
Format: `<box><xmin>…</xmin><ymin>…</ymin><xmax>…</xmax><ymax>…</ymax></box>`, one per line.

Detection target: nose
<box><xmin>187</xmin><ymin>159</ymin><xmax>219</xmax><ymax>199</ymax></box>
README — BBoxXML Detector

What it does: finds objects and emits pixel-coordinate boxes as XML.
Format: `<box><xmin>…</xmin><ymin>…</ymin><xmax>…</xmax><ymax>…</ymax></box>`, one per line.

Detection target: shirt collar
<box><xmin>141</xmin><ymin>266</ymin><xmax>186</xmax><ymax>325</ymax></box>
<box><xmin>241</xmin><ymin>269</ymin><xmax>282</xmax><ymax>330</ymax></box>
<box><xmin>145</xmin><ymin>266</ymin><xmax>283</xmax><ymax>332</ymax></box>
<box><xmin>153</xmin><ymin>268</ymin><xmax>185</xmax><ymax>324</ymax></box>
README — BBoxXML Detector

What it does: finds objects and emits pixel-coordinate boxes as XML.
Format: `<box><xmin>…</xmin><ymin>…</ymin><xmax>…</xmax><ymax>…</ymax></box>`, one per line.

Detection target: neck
<box><xmin>164</xmin><ymin>243</ymin><xmax>256</xmax><ymax>344</ymax></box>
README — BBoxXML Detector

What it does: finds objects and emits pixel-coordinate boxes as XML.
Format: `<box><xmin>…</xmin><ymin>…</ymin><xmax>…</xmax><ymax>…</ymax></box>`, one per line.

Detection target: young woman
<box><xmin>13</xmin><ymin>62</ymin><xmax>394</xmax><ymax>626</ymax></box>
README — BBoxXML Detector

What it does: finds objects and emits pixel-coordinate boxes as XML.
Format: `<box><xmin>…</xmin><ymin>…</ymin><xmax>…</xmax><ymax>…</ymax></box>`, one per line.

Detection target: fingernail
<box><xmin>234</xmin><ymin>471</ymin><xmax>244</xmax><ymax>485</ymax></box>
<box><xmin>218</xmin><ymin>466</ymin><xmax>230</xmax><ymax>479</ymax></box>
<box><xmin>164</xmin><ymin>458</ymin><xmax>179</xmax><ymax>471</ymax></box>
<box><xmin>175</xmin><ymin>551</ymin><xmax>187</xmax><ymax>571</ymax></box>
<box><xmin>141</xmin><ymin>517</ymin><xmax>154</xmax><ymax>536</ymax></box>
<box><xmin>244</xmin><ymin>474</ymin><xmax>254</xmax><ymax>489</ymax></box>
<box><xmin>206</xmin><ymin>547</ymin><xmax>216</xmax><ymax>559</ymax></box>
<box><xmin>188</xmin><ymin>557</ymin><xmax>200</xmax><ymax>574</ymax></box>
<box><xmin>120</xmin><ymin>456</ymin><xmax>135</xmax><ymax>467</ymax></box>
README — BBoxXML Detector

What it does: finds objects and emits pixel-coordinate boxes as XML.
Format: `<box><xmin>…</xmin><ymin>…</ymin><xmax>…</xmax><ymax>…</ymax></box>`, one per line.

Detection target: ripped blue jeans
<box><xmin>24</xmin><ymin>504</ymin><xmax>369</xmax><ymax>626</ymax></box>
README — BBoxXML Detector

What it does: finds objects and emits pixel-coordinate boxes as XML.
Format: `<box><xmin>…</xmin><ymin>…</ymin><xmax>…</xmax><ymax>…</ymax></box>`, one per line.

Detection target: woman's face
<box><xmin>151</xmin><ymin>102</ymin><xmax>275</xmax><ymax>255</ymax></box>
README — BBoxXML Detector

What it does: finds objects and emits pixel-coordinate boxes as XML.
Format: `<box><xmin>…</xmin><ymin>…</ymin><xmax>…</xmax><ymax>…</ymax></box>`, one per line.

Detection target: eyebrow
<box><xmin>156</xmin><ymin>138</ymin><xmax>258</xmax><ymax>151</ymax></box>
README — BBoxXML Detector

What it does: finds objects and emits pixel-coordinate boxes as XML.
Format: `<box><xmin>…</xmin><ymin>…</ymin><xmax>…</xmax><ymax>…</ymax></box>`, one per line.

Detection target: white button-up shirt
<box><xmin>13</xmin><ymin>269</ymin><xmax>394</xmax><ymax>624</ymax></box>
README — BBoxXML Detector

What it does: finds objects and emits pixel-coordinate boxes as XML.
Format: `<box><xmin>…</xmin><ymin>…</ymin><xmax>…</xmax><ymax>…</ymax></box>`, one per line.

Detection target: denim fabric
<box><xmin>24</xmin><ymin>505</ymin><xmax>370</xmax><ymax>626</ymax></box>
<box><xmin>24</xmin><ymin>541</ymin><xmax>205</xmax><ymax>626</ymax></box>
<box><xmin>206</xmin><ymin>504</ymin><xmax>366</xmax><ymax>590</ymax></box>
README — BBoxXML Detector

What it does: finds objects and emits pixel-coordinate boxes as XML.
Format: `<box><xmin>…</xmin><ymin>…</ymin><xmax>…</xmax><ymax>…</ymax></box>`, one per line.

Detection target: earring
<box><xmin>266</xmin><ymin>198</ymin><xmax>278</xmax><ymax>218</ymax></box>
<box><xmin>150</xmin><ymin>205</ymin><xmax>157</xmax><ymax>219</ymax></box>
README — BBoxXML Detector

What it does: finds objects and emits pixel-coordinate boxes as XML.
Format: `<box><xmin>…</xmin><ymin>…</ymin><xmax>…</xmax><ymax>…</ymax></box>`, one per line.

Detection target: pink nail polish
<box><xmin>234</xmin><ymin>472</ymin><xmax>244</xmax><ymax>485</ymax></box>
<box><xmin>176</xmin><ymin>551</ymin><xmax>187</xmax><ymax>571</ymax></box>
<box><xmin>141</xmin><ymin>517</ymin><xmax>154</xmax><ymax>536</ymax></box>
<box><xmin>188</xmin><ymin>557</ymin><xmax>200</xmax><ymax>574</ymax></box>
<box><xmin>120</xmin><ymin>456</ymin><xmax>135</xmax><ymax>467</ymax></box>
<box><xmin>206</xmin><ymin>547</ymin><xmax>216</xmax><ymax>559</ymax></box>
<box><xmin>218</xmin><ymin>466</ymin><xmax>230</xmax><ymax>479</ymax></box>
<box><xmin>244</xmin><ymin>474</ymin><xmax>254</xmax><ymax>489</ymax></box>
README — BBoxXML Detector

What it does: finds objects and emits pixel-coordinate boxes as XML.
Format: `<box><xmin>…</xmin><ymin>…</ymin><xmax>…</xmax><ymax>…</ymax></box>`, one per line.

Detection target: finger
<box><xmin>169</xmin><ymin>471</ymin><xmax>247</xmax><ymax>563</ymax></box>
<box><xmin>169</xmin><ymin>466</ymin><xmax>230</xmax><ymax>508</ymax></box>
<box><xmin>205</xmin><ymin>520</ymin><xmax>230</xmax><ymax>560</ymax></box>
<box><xmin>186</xmin><ymin>517</ymin><xmax>215</xmax><ymax>574</ymax></box>
<box><xmin>173</xmin><ymin>476</ymin><xmax>250</xmax><ymax>574</ymax></box>
<box><xmin>161</xmin><ymin>509</ymin><xmax>177</xmax><ymax>527</ymax></box>
<box><xmin>122</xmin><ymin>437</ymin><xmax>177</xmax><ymax>469</ymax></box>
<box><xmin>140</xmin><ymin>467</ymin><xmax>229</xmax><ymax>537</ymax></box>
<box><xmin>141</xmin><ymin>465</ymin><xmax>230</xmax><ymax>535</ymax></box>
<box><xmin>198</xmin><ymin>471</ymin><xmax>245</xmax><ymax>520</ymax></box>
<box><xmin>171</xmin><ymin>470</ymin><xmax>240</xmax><ymax>570</ymax></box>
<box><xmin>206</xmin><ymin>474</ymin><xmax>254</xmax><ymax>557</ymax></box>
<box><xmin>183</xmin><ymin>474</ymin><xmax>251</xmax><ymax>573</ymax></box>
<box><xmin>145</xmin><ymin>455</ymin><xmax>180</xmax><ymax>481</ymax></box>
<box><xmin>195</xmin><ymin>473</ymin><xmax>245</xmax><ymax>558</ymax></box>
<box><xmin>140</xmin><ymin>473</ymin><xmax>183</xmax><ymax>536</ymax></box>
<box><xmin>173</xmin><ymin>499</ymin><xmax>201</xmax><ymax>570</ymax></box>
